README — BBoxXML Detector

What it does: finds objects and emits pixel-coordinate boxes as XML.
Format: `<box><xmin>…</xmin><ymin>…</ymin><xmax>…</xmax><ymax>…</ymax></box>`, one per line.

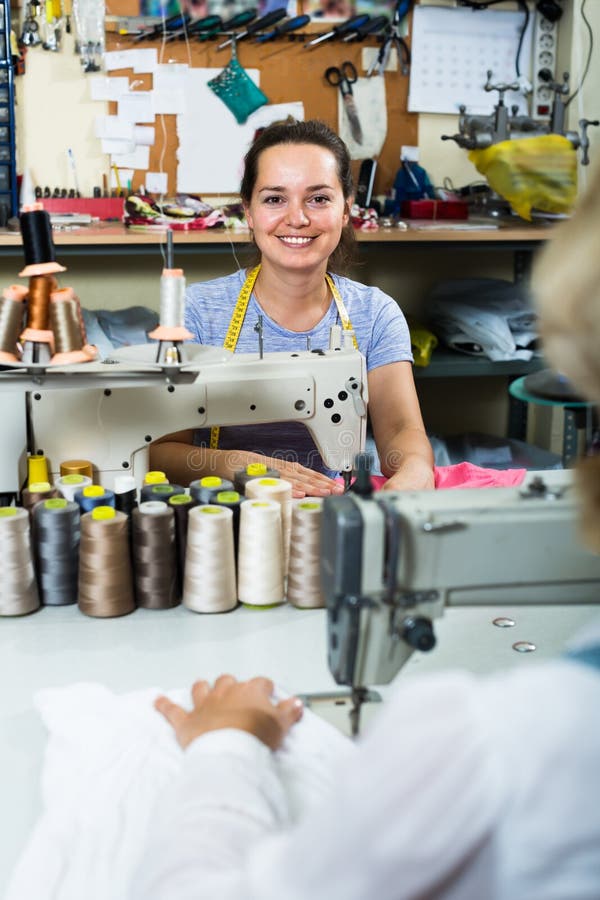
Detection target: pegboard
<box><xmin>105</xmin><ymin>26</ymin><xmax>417</xmax><ymax>199</ymax></box>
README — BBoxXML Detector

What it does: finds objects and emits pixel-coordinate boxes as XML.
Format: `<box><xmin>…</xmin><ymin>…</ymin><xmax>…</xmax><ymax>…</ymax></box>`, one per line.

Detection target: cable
<box><xmin>457</xmin><ymin>0</ymin><xmax>529</xmax><ymax>77</ymax></box>
<box><xmin>565</xmin><ymin>0</ymin><xmax>593</xmax><ymax>108</ymax></box>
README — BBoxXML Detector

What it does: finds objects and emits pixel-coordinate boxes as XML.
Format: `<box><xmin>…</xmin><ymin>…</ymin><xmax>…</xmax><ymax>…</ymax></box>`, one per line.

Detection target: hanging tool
<box><xmin>366</xmin><ymin>0</ymin><xmax>411</xmax><ymax>77</ymax></box>
<box><xmin>255</xmin><ymin>14</ymin><xmax>310</xmax><ymax>44</ymax></box>
<box><xmin>304</xmin><ymin>14</ymin><xmax>370</xmax><ymax>49</ymax></box>
<box><xmin>343</xmin><ymin>15</ymin><xmax>389</xmax><ymax>42</ymax></box>
<box><xmin>325</xmin><ymin>61</ymin><xmax>363</xmax><ymax>145</ymax></box>
<box><xmin>217</xmin><ymin>8</ymin><xmax>287</xmax><ymax>50</ymax></box>
<box><xmin>198</xmin><ymin>9</ymin><xmax>257</xmax><ymax>42</ymax></box>
<box><xmin>133</xmin><ymin>12</ymin><xmax>190</xmax><ymax>43</ymax></box>
<box><xmin>20</xmin><ymin>0</ymin><xmax>41</xmax><ymax>46</ymax></box>
<box><xmin>164</xmin><ymin>13</ymin><xmax>221</xmax><ymax>42</ymax></box>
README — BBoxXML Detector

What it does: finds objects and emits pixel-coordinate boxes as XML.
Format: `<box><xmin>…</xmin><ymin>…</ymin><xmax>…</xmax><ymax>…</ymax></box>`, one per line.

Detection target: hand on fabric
<box><xmin>155</xmin><ymin>675</ymin><xmax>304</xmax><ymax>751</ymax></box>
<box><xmin>260</xmin><ymin>457</ymin><xmax>345</xmax><ymax>499</ymax></box>
<box><xmin>380</xmin><ymin>455</ymin><xmax>435</xmax><ymax>492</ymax></box>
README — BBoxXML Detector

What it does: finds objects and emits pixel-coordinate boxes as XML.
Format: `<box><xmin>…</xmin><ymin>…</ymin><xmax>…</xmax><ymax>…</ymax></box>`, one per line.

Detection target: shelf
<box><xmin>414</xmin><ymin>348</ymin><xmax>545</xmax><ymax>379</ymax></box>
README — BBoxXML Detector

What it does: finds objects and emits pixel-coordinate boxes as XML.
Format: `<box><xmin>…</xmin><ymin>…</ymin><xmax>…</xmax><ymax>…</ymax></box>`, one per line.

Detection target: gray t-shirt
<box><xmin>184</xmin><ymin>269</ymin><xmax>413</xmax><ymax>477</ymax></box>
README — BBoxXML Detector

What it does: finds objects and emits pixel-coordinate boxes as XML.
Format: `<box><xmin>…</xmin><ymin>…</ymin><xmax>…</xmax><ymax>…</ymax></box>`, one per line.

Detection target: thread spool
<box><xmin>183</xmin><ymin>505</ymin><xmax>237</xmax><ymax>614</ymax></box>
<box><xmin>21</xmin><ymin>481</ymin><xmax>59</xmax><ymax>516</ymax></box>
<box><xmin>140</xmin><ymin>482</ymin><xmax>186</xmax><ymax>504</ymax></box>
<box><xmin>144</xmin><ymin>470</ymin><xmax>168</xmax><ymax>486</ymax></box>
<box><xmin>49</xmin><ymin>287</ymin><xmax>97</xmax><ymax>365</ymax></box>
<box><xmin>286</xmin><ymin>499</ymin><xmax>325</xmax><ymax>609</ymax></box>
<box><xmin>19</xmin><ymin>205</ymin><xmax>66</xmax><ymax>277</ymax></box>
<box><xmin>237</xmin><ymin>499</ymin><xmax>285</xmax><ymax>608</ymax></box>
<box><xmin>60</xmin><ymin>459</ymin><xmax>94</xmax><ymax>479</ymax></box>
<box><xmin>233</xmin><ymin>462</ymin><xmax>280</xmax><ymax>495</ymax></box>
<box><xmin>114</xmin><ymin>474</ymin><xmax>138</xmax><ymax>516</ymax></box>
<box><xmin>0</xmin><ymin>285</ymin><xmax>27</xmax><ymax>363</ymax></box>
<box><xmin>189</xmin><ymin>475</ymin><xmax>234</xmax><ymax>505</ymax></box>
<box><xmin>131</xmin><ymin>501</ymin><xmax>179</xmax><ymax>609</ymax></box>
<box><xmin>20</xmin><ymin>275</ymin><xmax>55</xmax><ymax>365</ymax></box>
<box><xmin>56</xmin><ymin>473</ymin><xmax>93</xmax><ymax>502</ymax></box>
<box><xmin>213</xmin><ymin>490</ymin><xmax>242</xmax><ymax>554</ymax></box>
<box><xmin>168</xmin><ymin>492</ymin><xmax>195</xmax><ymax>592</ymax></box>
<box><xmin>34</xmin><ymin>498</ymin><xmax>80</xmax><ymax>606</ymax></box>
<box><xmin>78</xmin><ymin>506</ymin><xmax>135</xmax><ymax>618</ymax></box>
<box><xmin>74</xmin><ymin>484</ymin><xmax>115</xmax><ymax>513</ymax></box>
<box><xmin>0</xmin><ymin>507</ymin><xmax>40</xmax><ymax>616</ymax></box>
<box><xmin>27</xmin><ymin>453</ymin><xmax>49</xmax><ymax>485</ymax></box>
<box><xmin>147</xmin><ymin>269</ymin><xmax>193</xmax><ymax>342</ymax></box>
<box><xmin>244</xmin><ymin>477</ymin><xmax>293</xmax><ymax>575</ymax></box>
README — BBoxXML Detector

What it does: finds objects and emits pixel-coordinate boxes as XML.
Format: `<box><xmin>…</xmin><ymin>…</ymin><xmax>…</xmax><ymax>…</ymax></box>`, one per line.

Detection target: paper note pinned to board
<box><xmin>177</xmin><ymin>66</ymin><xmax>304</xmax><ymax>194</ymax></box>
<box><xmin>146</xmin><ymin>172</ymin><xmax>168</xmax><ymax>195</ymax></box>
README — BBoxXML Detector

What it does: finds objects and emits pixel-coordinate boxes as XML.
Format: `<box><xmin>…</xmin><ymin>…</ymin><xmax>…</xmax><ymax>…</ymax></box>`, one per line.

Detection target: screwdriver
<box><xmin>343</xmin><ymin>14</ymin><xmax>389</xmax><ymax>41</ymax></box>
<box><xmin>217</xmin><ymin>7</ymin><xmax>288</xmax><ymax>49</ymax></box>
<box><xmin>199</xmin><ymin>8</ymin><xmax>256</xmax><ymax>41</ymax></box>
<box><xmin>134</xmin><ymin>12</ymin><xmax>189</xmax><ymax>42</ymax></box>
<box><xmin>255</xmin><ymin>13</ymin><xmax>310</xmax><ymax>43</ymax></box>
<box><xmin>164</xmin><ymin>13</ymin><xmax>221</xmax><ymax>42</ymax></box>
<box><xmin>304</xmin><ymin>14</ymin><xmax>370</xmax><ymax>49</ymax></box>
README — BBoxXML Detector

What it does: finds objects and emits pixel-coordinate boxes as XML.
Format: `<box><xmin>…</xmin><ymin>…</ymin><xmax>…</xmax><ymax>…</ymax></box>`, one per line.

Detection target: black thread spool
<box><xmin>19</xmin><ymin>205</ymin><xmax>66</xmax><ymax>277</ymax></box>
<box><xmin>189</xmin><ymin>476</ymin><xmax>234</xmax><ymax>505</ymax></box>
<box><xmin>168</xmin><ymin>492</ymin><xmax>196</xmax><ymax>593</ymax></box>
<box><xmin>140</xmin><ymin>482</ymin><xmax>186</xmax><ymax>504</ymax></box>
<box><xmin>213</xmin><ymin>490</ymin><xmax>242</xmax><ymax>556</ymax></box>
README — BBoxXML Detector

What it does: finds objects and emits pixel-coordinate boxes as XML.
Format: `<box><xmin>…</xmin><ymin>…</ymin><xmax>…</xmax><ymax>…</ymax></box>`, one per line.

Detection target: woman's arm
<box><xmin>149</xmin><ymin>431</ymin><xmax>344</xmax><ymax>498</ymax></box>
<box><xmin>367</xmin><ymin>361</ymin><xmax>434</xmax><ymax>491</ymax></box>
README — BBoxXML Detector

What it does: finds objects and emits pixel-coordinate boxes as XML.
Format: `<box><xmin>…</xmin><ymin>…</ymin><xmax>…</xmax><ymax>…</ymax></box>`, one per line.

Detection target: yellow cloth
<box><xmin>469</xmin><ymin>135</ymin><xmax>578</xmax><ymax>221</ymax></box>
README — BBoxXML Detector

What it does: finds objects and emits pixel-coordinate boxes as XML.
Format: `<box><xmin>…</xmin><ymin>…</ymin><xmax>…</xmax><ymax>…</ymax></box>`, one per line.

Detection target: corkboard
<box><xmin>105</xmin><ymin>25</ymin><xmax>417</xmax><ymax>199</ymax></box>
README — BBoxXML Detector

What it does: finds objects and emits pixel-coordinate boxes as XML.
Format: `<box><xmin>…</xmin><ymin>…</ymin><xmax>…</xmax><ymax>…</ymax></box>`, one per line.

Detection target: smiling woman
<box><xmin>149</xmin><ymin>119</ymin><xmax>434</xmax><ymax>497</ymax></box>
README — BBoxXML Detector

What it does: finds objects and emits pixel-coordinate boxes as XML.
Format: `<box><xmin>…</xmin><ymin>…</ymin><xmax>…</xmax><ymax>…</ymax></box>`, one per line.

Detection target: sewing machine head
<box><xmin>321</xmin><ymin>470</ymin><xmax>600</xmax><ymax>690</ymax></box>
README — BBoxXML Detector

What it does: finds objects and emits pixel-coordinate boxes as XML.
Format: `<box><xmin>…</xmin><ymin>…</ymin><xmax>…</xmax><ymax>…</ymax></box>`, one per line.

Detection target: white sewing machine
<box><xmin>320</xmin><ymin>468</ymin><xmax>600</xmax><ymax>718</ymax></box>
<box><xmin>0</xmin><ymin>340</ymin><xmax>368</xmax><ymax>495</ymax></box>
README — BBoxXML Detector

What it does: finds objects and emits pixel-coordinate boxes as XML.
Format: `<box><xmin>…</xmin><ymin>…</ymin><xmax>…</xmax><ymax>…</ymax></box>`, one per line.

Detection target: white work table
<box><xmin>1</xmin><ymin>599</ymin><xmax>597</xmax><ymax>893</ymax></box>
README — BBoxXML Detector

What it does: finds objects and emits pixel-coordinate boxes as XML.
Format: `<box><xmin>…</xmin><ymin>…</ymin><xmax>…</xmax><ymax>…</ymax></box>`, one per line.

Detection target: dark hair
<box><xmin>240</xmin><ymin>119</ymin><xmax>357</xmax><ymax>274</ymax></box>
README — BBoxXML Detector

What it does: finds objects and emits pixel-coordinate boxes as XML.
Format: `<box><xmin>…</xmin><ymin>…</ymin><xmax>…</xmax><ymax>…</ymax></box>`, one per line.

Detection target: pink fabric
<box><xmin>340</xmin><ymin>463</ymin><xmax>527</xmax><ymax>492</ymax></box>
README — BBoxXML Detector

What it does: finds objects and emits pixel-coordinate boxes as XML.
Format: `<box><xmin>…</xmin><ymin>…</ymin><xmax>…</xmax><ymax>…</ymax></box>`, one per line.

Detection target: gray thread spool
<box><xmin>34</xmin><ymin>498</ymin><xmax>80</xmax><ymax>606</ymax></box>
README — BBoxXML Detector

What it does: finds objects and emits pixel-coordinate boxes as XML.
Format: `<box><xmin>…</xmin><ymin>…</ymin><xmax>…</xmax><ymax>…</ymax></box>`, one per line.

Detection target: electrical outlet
<box><xmin>531</xmin><ymin>8</ymin><xmax>559</xmax><ymax>121</ymax></box>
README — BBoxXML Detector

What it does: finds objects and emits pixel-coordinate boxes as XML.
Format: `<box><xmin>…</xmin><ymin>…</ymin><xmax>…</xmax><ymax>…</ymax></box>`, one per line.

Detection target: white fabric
<box><xmin>132</xmin><ymin>658</ymin><xmax>600</xmax><ymax>900</ymax></box>
<box><xmin>8</xmin><ymin>628</ymin><xmax>600</xmax><ymax>900</ymax></box>
<box><xmin>5</xmin><ymin>683</ymin><xmax>353</xmax><ymax>900</ymax></box>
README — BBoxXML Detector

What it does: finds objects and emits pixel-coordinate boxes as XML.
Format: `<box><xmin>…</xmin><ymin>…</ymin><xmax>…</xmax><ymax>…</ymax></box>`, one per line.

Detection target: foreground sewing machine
<box><xmin>321</xmin><ymin>464</ymin><xmax>600</xmax><ymax>732</ymax></box>
<box><xmin>0</xmin><ymin>338</ymin><xmax>367</xmax><ymax>496</ymax></box>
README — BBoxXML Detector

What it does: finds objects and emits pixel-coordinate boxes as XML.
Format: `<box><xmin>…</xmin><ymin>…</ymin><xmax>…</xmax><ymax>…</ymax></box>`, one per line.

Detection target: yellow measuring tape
<box><xmin>210</xmin><ymin>265</ymin><xmax>357</xmax><ymax>449</ymax></box>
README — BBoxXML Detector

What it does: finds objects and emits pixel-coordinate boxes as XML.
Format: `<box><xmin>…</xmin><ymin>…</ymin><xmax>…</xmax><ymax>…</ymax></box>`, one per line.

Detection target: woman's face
<box><xmin>244</xmin><ymin>143</ymin><xmax>351</xmax><ymax>275</ymax></box>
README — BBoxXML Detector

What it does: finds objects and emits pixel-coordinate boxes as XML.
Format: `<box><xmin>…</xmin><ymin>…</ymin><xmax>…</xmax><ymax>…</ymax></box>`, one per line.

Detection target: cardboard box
<box><xmin>41</xmin><ymin>198</ymin><xmax>125</xmax><ymax>221</ymax></box>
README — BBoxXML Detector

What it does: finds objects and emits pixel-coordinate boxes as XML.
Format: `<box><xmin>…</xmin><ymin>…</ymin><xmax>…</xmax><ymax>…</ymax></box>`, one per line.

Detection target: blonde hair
<box><xmin>531</xmin><ymin>161</ymin><xmax>600</xmax><ymax>552</ymax></box>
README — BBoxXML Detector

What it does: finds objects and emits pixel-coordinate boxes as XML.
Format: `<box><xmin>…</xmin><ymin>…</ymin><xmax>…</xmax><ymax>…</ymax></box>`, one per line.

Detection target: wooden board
<box><xmin>105</xmin><ymin>25</ymin><xmax>417</xmax><ymax>200</ymax></box>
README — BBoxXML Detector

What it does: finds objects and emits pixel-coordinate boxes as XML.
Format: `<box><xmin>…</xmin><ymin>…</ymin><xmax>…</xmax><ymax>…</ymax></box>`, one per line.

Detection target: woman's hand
<box><xmin>155</xmin><ymin>675</ymin><xmax>304</xmax><ymax>751</ymax></box>
<box><xmin>380</xmin><ymin>454</ymin><xmax>435</xmax><ymax>492</ymax></box>
<box><xmin>257</xmin><ymin>457</ymin><xmax>345</xmax><ymax>499</ymax></box>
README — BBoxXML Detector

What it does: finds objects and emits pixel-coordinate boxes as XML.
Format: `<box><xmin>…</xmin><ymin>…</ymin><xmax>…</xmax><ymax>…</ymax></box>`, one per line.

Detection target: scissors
<box><xmin>325</xmin><ymin>61</ymin><xmax>363</xmax><ymax>145</ymax></box>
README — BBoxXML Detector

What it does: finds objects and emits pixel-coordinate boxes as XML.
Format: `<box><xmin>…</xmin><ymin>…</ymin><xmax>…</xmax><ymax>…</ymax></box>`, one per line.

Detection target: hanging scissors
<box><xmin>325</xmin><ymin>61</ymin><xmax>363</xmax><ymax>145</ymax></box>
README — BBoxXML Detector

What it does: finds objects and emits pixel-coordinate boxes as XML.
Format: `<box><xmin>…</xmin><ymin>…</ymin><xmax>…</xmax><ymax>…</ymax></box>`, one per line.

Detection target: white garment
<box><xmin>132</xmin><ymin>640</ymin><xmax>600</xmax><ymax>900</ymax></box>
<box><xmin>5</xmin><ymin>684</ymin><xmax>353</xmax><ymax>900</ymax></box>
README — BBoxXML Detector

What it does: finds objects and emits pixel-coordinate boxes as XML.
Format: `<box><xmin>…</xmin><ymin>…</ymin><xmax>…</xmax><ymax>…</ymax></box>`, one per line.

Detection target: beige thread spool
<box><xmin>78</xmin><ymin>506</ymin><xmax>135</xmax><ymax>618</ymax></box>
<box><xmin>0</xmin><ymin>507</ymin><xmax>40</xmax><ymax>616</ymax></box>
<box><xmin>287</xmin><ymin>499</ymin><xmax>325</xmax><ymax>609</ymax></box>
<box><xmin>183</xmin><ymin>505</ymin><xmax>237</xmax><ymax>614</ymax></box>
<box><xmin>244</xmin><ymin>478</ymin><xmax>292</xmax><ymax>576</ymax></box>
<box><xmin>237</xmin><ymin>499</ymin><xmax>285</xmax><ymax>607</ymax></box>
